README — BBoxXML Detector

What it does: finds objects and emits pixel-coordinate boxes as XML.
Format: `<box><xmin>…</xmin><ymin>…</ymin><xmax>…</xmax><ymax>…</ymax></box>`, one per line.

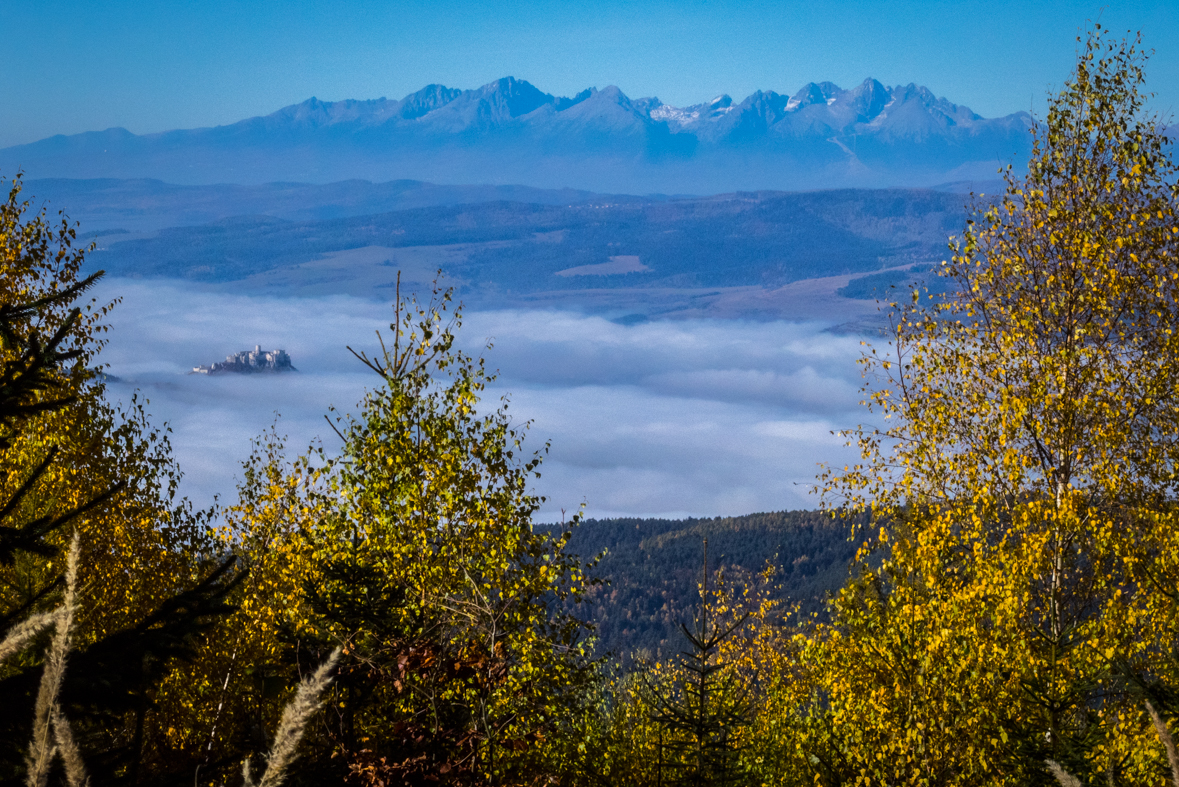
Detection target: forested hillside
<box><xmin>88</xmin><ymin>188</ymin><xmax>969</xmax><ymax>298</ymax></box>
<box><xmin>22</xmin><ymin>177</ymin><xmax>649</xmax><ymax>231</ymax></box>
<box><xmin>560</xmin><ymin>511</ymin><xmax>862</xmax><ymax>661</ymax></box>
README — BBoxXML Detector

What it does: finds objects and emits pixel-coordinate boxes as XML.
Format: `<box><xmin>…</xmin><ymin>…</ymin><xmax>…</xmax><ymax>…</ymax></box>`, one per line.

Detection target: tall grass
<box><xmin>24</xmin><ymin>532</ymin><xmax>87</xmax><ymax>787</ymax></box>
<box><xmin>1045</xmin><ymin>760</ymin><xmax>1080</xmax><ymax>787</ymax></box>
<box><xmin>244</xmin><ymin>648</ymin><xmax>341</xmax><ymax>787</ymax></box>
<box><xmin>1</xmin><ymin>533</ymin><xmax>339</xmax><ymax>787</ymax></box>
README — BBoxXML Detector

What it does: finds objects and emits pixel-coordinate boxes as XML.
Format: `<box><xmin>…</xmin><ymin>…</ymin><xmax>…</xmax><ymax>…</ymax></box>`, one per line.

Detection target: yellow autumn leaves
<box><xmin>806</xmin><ymin>26</ymin><xmax>1179</xmax><ymax>786</ymax></box>
<box><xmin>6</xmin><ymin>22</ymin><xmax>1179</xmax><ymax>787</ymax></box>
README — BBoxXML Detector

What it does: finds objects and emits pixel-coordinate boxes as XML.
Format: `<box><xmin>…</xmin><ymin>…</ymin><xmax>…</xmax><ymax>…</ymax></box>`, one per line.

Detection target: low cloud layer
<box><xmin>94</xmin><ymin>280</ymin><xmax>874</xmax><ymax>520</ymax></box>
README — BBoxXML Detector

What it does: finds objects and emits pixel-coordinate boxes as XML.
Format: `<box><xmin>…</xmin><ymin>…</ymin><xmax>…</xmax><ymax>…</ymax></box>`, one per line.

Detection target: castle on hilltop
<box><xmin>192</xmin><ymin>345</ymin><xmax>295</xmax><ymax>375</ymax></box>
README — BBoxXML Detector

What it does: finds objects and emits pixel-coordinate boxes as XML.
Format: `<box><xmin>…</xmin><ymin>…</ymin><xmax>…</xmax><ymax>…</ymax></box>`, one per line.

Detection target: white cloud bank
<box><xmin>94</xmin><ymin>279</ymin><xmax>874</xmax><ymax>520</ymax></box>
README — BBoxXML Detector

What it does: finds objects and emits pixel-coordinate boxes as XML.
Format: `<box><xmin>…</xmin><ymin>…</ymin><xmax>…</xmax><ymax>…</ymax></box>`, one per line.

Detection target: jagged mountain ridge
<box><xmin>125</xmin><ymin>76</ymin><xmax>1010</xmax><ymax>140</ymax></box>
<box><xmin>1</xmin><ymin>76</ymin><xmax>1033</xmax><ymax>193</ymax></box>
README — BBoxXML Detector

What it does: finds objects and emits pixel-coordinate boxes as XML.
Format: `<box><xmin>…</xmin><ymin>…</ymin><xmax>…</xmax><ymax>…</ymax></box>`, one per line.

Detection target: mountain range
<box><xmin>2</xmin><ymin>77</ymin><xmax>1033</xmax><ymax>193</ymax></box>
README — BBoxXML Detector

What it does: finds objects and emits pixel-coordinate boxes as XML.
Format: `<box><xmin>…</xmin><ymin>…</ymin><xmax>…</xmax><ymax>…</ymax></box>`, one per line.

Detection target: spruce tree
<box><xmin>646</xmin><ymin>539</ymin><xmax>750</xmax><ymax>787</ymax></box>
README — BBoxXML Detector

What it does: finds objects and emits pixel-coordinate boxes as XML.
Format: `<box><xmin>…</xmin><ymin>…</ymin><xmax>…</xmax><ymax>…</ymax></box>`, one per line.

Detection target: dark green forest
<box><xmin>561</xmin><ymin>511</ymin><xmax>861</xmax><ymax>661</ymax></box>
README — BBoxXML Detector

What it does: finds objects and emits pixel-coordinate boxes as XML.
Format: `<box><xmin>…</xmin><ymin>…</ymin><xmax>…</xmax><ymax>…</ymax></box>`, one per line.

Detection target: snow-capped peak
<box><xmin>650</xmin><ymin>94</ymin><xmax>735</xmax><ymax>127</ymax></box>
<box><xmin>650</xmin><ymin>104</ymin><xmax>701</xmax><ymax>125</ymax></box>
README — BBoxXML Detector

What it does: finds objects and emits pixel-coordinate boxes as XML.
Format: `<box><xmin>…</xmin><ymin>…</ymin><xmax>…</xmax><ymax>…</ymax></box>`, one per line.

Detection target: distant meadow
<box><xmin>94</xmin><ymin>279</ymin><xmax>868</xmax><ymax>519</ymax></box>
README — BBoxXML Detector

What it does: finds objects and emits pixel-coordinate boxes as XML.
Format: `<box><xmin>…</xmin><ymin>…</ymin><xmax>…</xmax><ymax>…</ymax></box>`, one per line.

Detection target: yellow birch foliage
<box><xmin>148</xmin><ymin>427</ymin><xmax>321</xmax><ymax>766</ymax></box>
<box><xmin>201</xmin><ymin>283</ymin><xmax>601</xmax><ymax>783</ymax></box>
<box><xmin>804</xmin><ymin>27</ymin><xmax>1179</xmax><ymax>785</ymax></box>
<box><xmin>0</xmin><ymin>175</ymin><xmax>229</xmax><ymax>775</ymax></box>
<box><xmin>0</xmin><ymin>175</ymin><xmax>214</xmax><ymax>642</ymax></box>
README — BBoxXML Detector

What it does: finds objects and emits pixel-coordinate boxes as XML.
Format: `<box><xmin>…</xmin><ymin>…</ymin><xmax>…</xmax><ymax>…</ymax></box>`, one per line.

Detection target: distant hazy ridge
<box><xmin>62</xmin><ymin>181</ymin><xmax>972</xmax><ymax>319</ymax></box>
<box><xmin>2</xmin><ymin>76</ymin><xmax>1032</xmax><ymax>193</ymax></box>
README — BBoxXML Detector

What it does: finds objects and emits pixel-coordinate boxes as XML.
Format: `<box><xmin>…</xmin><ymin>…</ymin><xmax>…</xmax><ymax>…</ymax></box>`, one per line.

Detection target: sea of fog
<box><xmin>94</xmin><ymin>280</ymin><xmax>874</xmax><ymax>520</ymax></box>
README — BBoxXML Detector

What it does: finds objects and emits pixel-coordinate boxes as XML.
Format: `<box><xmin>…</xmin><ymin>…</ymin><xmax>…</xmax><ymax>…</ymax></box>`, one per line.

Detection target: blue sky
<box><xmin>1</xmin><ymin>0</ymin><xmax>1175</xmax><ymax>148</ymax></box>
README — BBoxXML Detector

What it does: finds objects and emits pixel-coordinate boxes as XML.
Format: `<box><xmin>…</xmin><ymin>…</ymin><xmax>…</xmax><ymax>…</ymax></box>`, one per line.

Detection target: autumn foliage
<box><xmin>4</xmin><ymin>23</ymin><xmax>1179</xmax><ymax>787</ymax></box>
<box><xmin>811</xmin><ymin>26</ymin><xmax>1179</xmax><ymax>786</ymax></box>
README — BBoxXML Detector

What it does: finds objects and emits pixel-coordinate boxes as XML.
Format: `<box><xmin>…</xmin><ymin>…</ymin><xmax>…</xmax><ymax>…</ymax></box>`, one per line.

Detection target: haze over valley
<box><xmin>97</xmin><ymin>279</ymin><xmax>868</xmax><ymax>519</ymax></box>
<box><xmin>3</xmin><ymin>69</ymin><xmax>1033</xmax><ymax>519</ymax></box>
